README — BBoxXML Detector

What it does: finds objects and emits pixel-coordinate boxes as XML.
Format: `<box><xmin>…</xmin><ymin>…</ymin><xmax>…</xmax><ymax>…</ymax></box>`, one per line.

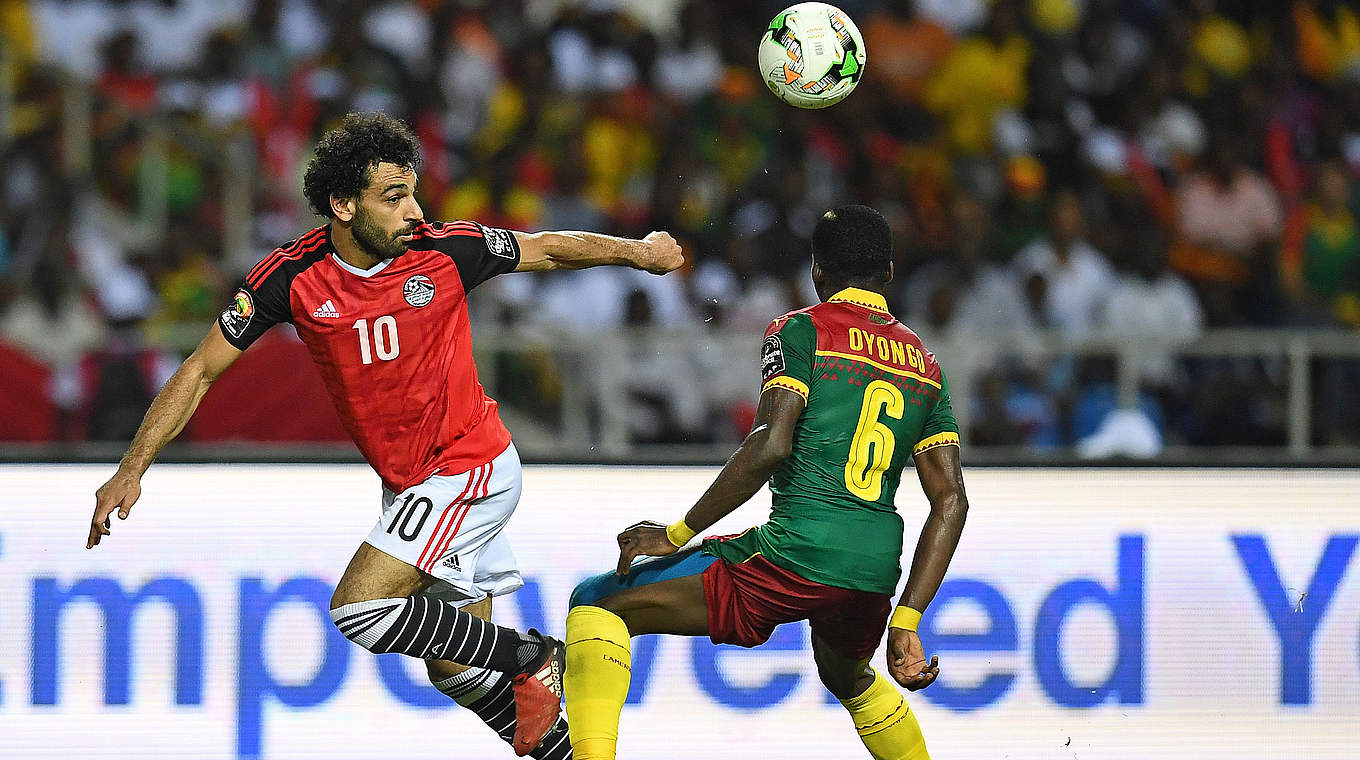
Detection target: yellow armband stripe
<box><xmin>912</xmin><ymin>431</ymin><xmax>960</xmax><ymax>456</ymax></box>
<box><xmin>666</xmin><ymin>519</ymin><xmax>697</xmax><ymax>548</ymax></box>
<box><xmin>762</xmin><ymin>376</ymin><xmax>809</xmax><ymax>400</ymax></box>
<box><xmin>888</xmin><ymin>606</ymin><xmax>923</xmax><ymax>632</ymax></box>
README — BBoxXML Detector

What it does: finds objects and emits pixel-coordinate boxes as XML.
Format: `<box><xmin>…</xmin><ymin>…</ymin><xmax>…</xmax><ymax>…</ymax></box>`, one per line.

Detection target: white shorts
<box><xmin>364</xmin><ymin>443</ymin><xmax>524</xmax><ymax>605</ymax></box>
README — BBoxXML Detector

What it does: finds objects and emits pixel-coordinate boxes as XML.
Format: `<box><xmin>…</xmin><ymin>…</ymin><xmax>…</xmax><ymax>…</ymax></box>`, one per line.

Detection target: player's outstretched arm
<box><xmin>87</xmin><ymin>323</ymin><xmax>243</xmax><ymax>549</ymax></box>
<box><xmin>511</xmin><ymin>229</ymin><xmax>683</xmax><ymax>274</ymax></box>
<box><xmin>886</xmin><ymin>444</ymin><xmax>969</xmax><ymax>689</ymax></box>
<box><xmin>615</xmin><ymin>387</ymin><xmax>805</xmax><ymax>575</ymax></box>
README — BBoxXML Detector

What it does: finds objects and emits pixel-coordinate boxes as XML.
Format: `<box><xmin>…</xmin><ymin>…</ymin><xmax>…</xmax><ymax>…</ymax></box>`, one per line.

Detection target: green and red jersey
<box><xmin>702</xmin><ymin>287</ymin><xmax>959</xmax><ymax>595</ymax></box>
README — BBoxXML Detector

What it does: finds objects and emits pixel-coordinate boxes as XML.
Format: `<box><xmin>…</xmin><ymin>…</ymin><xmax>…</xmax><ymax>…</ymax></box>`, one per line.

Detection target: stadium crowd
<box><xmin>1</xmin><ymin>0</ymin><xmax>1358</xmax><ymax>450</ymax></box>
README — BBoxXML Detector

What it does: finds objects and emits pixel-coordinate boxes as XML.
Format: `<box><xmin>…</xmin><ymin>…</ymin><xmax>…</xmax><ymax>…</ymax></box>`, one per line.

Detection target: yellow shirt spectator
<box><xmin>1294</xmin><ymin>1</ymin><xmax>1360</xmax><ymax>82</ymax></box>
<box><xmin>924</xmin><ymin>34</ymin><xmax>1030</xmax><ymax>155</ymax></box>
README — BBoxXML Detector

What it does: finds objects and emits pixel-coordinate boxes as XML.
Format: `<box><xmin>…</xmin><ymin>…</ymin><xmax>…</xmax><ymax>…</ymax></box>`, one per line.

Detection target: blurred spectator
<box><xmin>1293</xmin><ymin>1</ymin><xmax>1360</xmax><ymax>83</ymax></box>
<box><xmin>1100</xmin><ymin>226</ymin><xmax>1204</xmax><ymax>386</ymax></box>
<box><xmin>652</xmin><ymin>1</ymin><xmax>722</xmax><ymax>103</ymax></box>
<box><xmin>1171</xmin><ymin>134</ymin><xmax>1283</xmax><ymax>323</ymax></box>
<box><xmin>1013</xmin><ymin>189</ymin><xmax>1116</xmax><ymax>335</ymax></box>
<box><xmin>1282</xmin><ymin>160</ymin><xmax>1360</xmax><ymax>324</ymax></box>
<box><xmin>862</xmin><ymin>1</ymin><xmax>954</xmax><ymax>104</ymax></box>
<box><xmin>1060</xmin><ymin>2</ymin><xmax>1148</xmax><ymax>106</ymax></box>
<box><xmin>1135</xmin><ymin>60</ymin><xmax>1208</xmax><ymax>171</ymax></box>
<box><xmin>1189</xmin><ymin>9</ymin><xmax>1253</xmax><ymax>84</ymax></box>
<box><xmin>905</xmin><ymin>192</ymin><xmax>1034</xmax><ymax>339</ymax></box>
<box><xmin>96</xmin><ymin>30</ymin><xmax>158</xmax><ymax>113</ymax></box>
<box><xmin>621</xmin><ymin>289</ymin><xmax>706</xmax><ymax>443</ymax></box>
<box><xmin>924</xmin><ymin>0</ymin><xmax>1031</xmax><ymax>154</ymax></box>
<box><xmin>0</xmin><ymin>251</ymin><xmax>106</xmax><ymax>368</ymax></box>
<box><xmin>914</xmin><ymin>0</ymin><xmax>989</xmax><ymax>36</ymax></box>
<box><xmin>969</xmin><ymin>368</ymin><xmax>1061</xmax><ymax>448</ymax></box>
<box><xmin>74</xmin><ymin>266</ymin><xmax>177</xmax><ymax>442</ymax></box>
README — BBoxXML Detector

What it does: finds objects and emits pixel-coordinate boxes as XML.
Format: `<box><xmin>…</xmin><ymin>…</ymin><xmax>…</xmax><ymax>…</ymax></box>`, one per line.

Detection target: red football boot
<box><xmin>510</xmin><ymin>630</ymin><xmax>565</xmax><ymax>756</ymax></box>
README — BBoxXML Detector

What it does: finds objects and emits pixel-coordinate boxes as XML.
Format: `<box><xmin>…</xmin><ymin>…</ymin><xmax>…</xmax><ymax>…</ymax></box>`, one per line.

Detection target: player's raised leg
<box><xmin>330</xmin><ymin>446</ymin><xmax>565</xmax><ymax>756</ymax></box>
<box><xmin>812</xmin><ymin>633</ymin><xmax>930</xmax><ymax>760</ymax></box>
<box><xmin>330</xmin><ymin>543</ymin><xmax>564</xmax><ymax>754</ymax></box>
<box><xmin>564</xmin><ymin>551</ymin><xmax>712</xmax><ymax>760</ymax></box>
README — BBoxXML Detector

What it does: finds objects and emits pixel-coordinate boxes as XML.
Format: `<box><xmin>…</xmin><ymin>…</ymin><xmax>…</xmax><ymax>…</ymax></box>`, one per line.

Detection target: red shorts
<box><xmin>701</xmin><ymin>553</ymin><xmax>893</xmax><ymax>660</ymax></box>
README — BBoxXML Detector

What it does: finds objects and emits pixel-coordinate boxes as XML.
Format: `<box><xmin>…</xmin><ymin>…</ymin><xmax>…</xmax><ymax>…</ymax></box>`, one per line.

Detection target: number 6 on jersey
<box><xmin>353</xmin><ymin>316</ymin><xmax>400</xmax><ymax>364</ymax></box>
<box><xmin>845</xmin><ymin>379</ymin><xmax>905</xmax><ymax>501</ymax></box>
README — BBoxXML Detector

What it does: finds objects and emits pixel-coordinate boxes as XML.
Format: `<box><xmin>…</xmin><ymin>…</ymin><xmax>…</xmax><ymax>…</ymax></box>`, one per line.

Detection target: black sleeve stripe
<box><xmin>248</xmin><ymin>233</ymin><xmax>331</xmax><ymax>289</ymax></box>
<box><xmin>246</xmin><ymin>226</ymin><xmax>327</xmax><ymax>286</ymax></box>
<box><xmin>415</xmin><ymin>221</ymin><xmax>482</xmax><ymax>240</ymax></box>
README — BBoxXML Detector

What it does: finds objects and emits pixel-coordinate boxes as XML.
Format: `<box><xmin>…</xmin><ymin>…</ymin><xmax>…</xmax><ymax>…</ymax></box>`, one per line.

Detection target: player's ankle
<box><xmin>513</xmin><ymin>628</ymin><xmax>557</xmax><ymax>675</ymax></box>
<box><xmin>569</xmin><ymin>737</ymin><xmax>616</xmax><ymax>760</ymax></box>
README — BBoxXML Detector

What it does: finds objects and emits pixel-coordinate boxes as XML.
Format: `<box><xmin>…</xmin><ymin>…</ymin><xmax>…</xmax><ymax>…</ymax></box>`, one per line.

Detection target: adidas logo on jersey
<box><xmin>312</xmin><ymin>300</ymin><xmax>340</xmax><ymax>318</ymax></box>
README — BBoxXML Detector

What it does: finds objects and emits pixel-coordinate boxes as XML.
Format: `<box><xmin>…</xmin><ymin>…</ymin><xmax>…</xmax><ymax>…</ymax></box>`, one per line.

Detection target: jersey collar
<box><xmin>827</xmin><ymin>287</ymin><xmax>891</xmax><ymax>315</ymax></box>
<box><xmin>330</xmin><ymin>252</ymin><xmax>394</xmax><ymax>278</ymax></box>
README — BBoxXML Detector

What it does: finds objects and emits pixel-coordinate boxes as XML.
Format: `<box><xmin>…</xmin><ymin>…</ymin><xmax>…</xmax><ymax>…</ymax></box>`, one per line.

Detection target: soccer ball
<box><xmin>758</xmin><ymin>2</ymin><xmax>867</xmax><ymax>109</ymax></box>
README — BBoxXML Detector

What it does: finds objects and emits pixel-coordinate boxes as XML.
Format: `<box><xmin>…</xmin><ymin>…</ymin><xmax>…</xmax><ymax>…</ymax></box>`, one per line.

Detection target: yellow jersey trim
<box><xmin>827</xmin><ymin>287</ymin><xmax>891</xmax><ymax>314</ymax></box>
<box><xmin>912</xmin><ymin>431</ymin><xmax>960</xmax><ymax>456</ymax></box>
<box><xmin>816</xmin><ymin>350</ymin><xmax>943</xmax><ymax>389</ymax></box>
<box><xmin>762</xmin><ymin>375</ymin><xmax>810</xmax><ymax>400</ymax></box>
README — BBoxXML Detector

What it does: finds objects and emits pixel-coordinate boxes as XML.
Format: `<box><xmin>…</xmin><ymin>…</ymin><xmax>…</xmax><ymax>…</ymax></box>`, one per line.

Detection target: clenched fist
<box><xmin>638</xmin><ymin>231</ymin><xmax>684</xmax><ymax>274</ymax></box>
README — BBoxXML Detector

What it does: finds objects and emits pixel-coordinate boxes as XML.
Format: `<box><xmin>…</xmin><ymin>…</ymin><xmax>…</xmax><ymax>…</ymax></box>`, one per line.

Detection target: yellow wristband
<box><xmin>665</xmin><ymin>519</ymin><xmax>697</xmax><ymax>548</ymax></box>
<box><xmin>888</xmin><ymin>606</ymin><xmax>923</xmax><ymax>632</ymax></box>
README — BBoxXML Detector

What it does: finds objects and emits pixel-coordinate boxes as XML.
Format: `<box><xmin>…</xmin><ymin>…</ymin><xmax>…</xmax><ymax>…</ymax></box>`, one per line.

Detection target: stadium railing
<box><xmin>11</xmin><ymin>325</ymin><xmax>1351</xmax><ymax>466</ymax></box>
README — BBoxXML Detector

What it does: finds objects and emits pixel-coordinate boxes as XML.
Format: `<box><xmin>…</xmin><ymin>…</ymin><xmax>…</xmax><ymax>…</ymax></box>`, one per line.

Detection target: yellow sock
<box><xmin>564</xmin><ymin>606</ymin><xmax>632</xmax><ymax>760</ymax></box>
<box><xmin>839</xmin><ymin>669</ymin><xmax>930</xmax><ymax>760</ymax></box>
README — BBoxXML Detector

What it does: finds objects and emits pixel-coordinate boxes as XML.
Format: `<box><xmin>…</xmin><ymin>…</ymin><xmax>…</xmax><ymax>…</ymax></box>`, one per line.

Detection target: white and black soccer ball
<box><xmin>758</xmin><ymin>2</ymin><xmax>867</xmax><ymax>109</ymax></box>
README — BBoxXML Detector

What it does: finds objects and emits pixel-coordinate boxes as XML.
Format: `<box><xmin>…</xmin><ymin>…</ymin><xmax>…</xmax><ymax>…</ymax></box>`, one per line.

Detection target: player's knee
<box><xmin>817</xmin><ymin>666</ymin><xmax>859</xmax><ymax>700</ymax></box>
<box><xmin>815</xmin><ymin>654</ymin><xmax>872</xmax><ymax>700</ymax></box>
<box><xmin>569</xmin><ymin>571</ymin><xmax>621</xmax><ymax>609</ymax></box>
<box><xmin>329</xmin><ymin>597</ymin><xmax>406</xmax><ymax>653</ymax></box>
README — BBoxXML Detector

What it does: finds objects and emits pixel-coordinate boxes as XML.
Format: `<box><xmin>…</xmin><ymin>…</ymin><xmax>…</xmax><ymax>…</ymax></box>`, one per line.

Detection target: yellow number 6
<box><xmin>845</xmin><ymin>380</ymin><xmax>905</xmax><ymax>501</ymax></box>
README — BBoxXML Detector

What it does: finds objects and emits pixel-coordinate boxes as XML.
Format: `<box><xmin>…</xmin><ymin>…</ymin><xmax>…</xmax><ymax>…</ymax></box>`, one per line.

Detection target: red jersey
<box><xmin>217</xmin><ymin>221</ymin><xmax>520</xmax><ymax>491</ymax></box>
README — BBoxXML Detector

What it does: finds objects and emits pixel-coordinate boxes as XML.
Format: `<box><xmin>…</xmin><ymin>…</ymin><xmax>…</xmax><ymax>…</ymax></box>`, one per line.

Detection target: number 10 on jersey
<box><xmin>353</xmin><ymin>316</ymin><xmax>400</xmax><ymax>364</ymax></box>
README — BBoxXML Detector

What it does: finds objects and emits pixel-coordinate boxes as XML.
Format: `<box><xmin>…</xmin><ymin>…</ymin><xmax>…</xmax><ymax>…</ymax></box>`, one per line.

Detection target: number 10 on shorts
<box><xmin>386</xmin><ymin>494</ymin><xmax>432</xmax><ymax>541</ymax></box>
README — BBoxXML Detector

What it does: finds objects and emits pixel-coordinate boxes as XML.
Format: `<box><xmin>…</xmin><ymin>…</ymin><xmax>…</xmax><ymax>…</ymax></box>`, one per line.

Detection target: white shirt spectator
<box><xmin>548</xmin><ymin>26</ymin><xmax>639</xmax><ymax>94</ymax></box>
<box><xmin>1139</xmin><ymin>101</ymin><xmax>1207</xmax><ymax>168</ymax></box>
<box><xmin>1100</xmin><ymin>270</ymin><xmax>1204</xmax><ymax>384</ymax></box>
<box><xmin>1013</xmin><ymin>238</ymin><xmax>1116</xmax><ymax>335</ymax></box>
<box><xmin>653</xmin><ymin>41</ymin><xmax>722</xmax><ymax>102</ymax></box>
<box><xmin>33</xmin><ymin>0</ymin><xmax>247</xmax><ymax>78</ymax></box>
<box><xmin>363</xmin><ymin>1</ymin><xmax>434</xmax><ymax>78</ymax></box>
<box><xmin>913</xmin><ymin>0</ymin><xmax>988</xmax><ymax>35</ymax></box>
<box><xmin>0</xmin><ymin>293</ymin><xmax>106</xmax><ymax>368</ymax></box>
<box><xmin>535</xmin><ymin>267</ymin><xmax>694</xmax><ymax>331</ymax></box>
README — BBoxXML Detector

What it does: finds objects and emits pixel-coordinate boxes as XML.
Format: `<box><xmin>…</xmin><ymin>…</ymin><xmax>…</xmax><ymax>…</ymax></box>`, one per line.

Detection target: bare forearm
<box><xmin>537</xmin><ymin>231</ymin><xmax>649</xmax><ymax>269</ymax></box>
<box><xmin>514</xmin><ymin>229</ymin><xmax>681</xmax><ymax>273</ymax></box>
<box><xmin>683</xmin><ymin>427</ymin><xmax>787</xmax><ymax>532</ymax></box>
<box><xmin>899</xmin><ymin>493</ymin><xmax>967</xmax><ymax>612</ymax></box>
<box><xmin>118</xmin><ymin>361</ymin><xmax>214</xmax><ymax>475</ymax></box>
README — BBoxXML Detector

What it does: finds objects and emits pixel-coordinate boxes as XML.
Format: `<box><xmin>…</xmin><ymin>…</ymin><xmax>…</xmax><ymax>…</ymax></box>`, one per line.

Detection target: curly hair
<box><xmin>811</xmin><ymin>204</ymin><xmax>892</xmax><ymax>281</ymax></box>
<box><xmin>302</xmin><ymin>112</ymin><xmax>423</xmax><ymax>217</ymax></box>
